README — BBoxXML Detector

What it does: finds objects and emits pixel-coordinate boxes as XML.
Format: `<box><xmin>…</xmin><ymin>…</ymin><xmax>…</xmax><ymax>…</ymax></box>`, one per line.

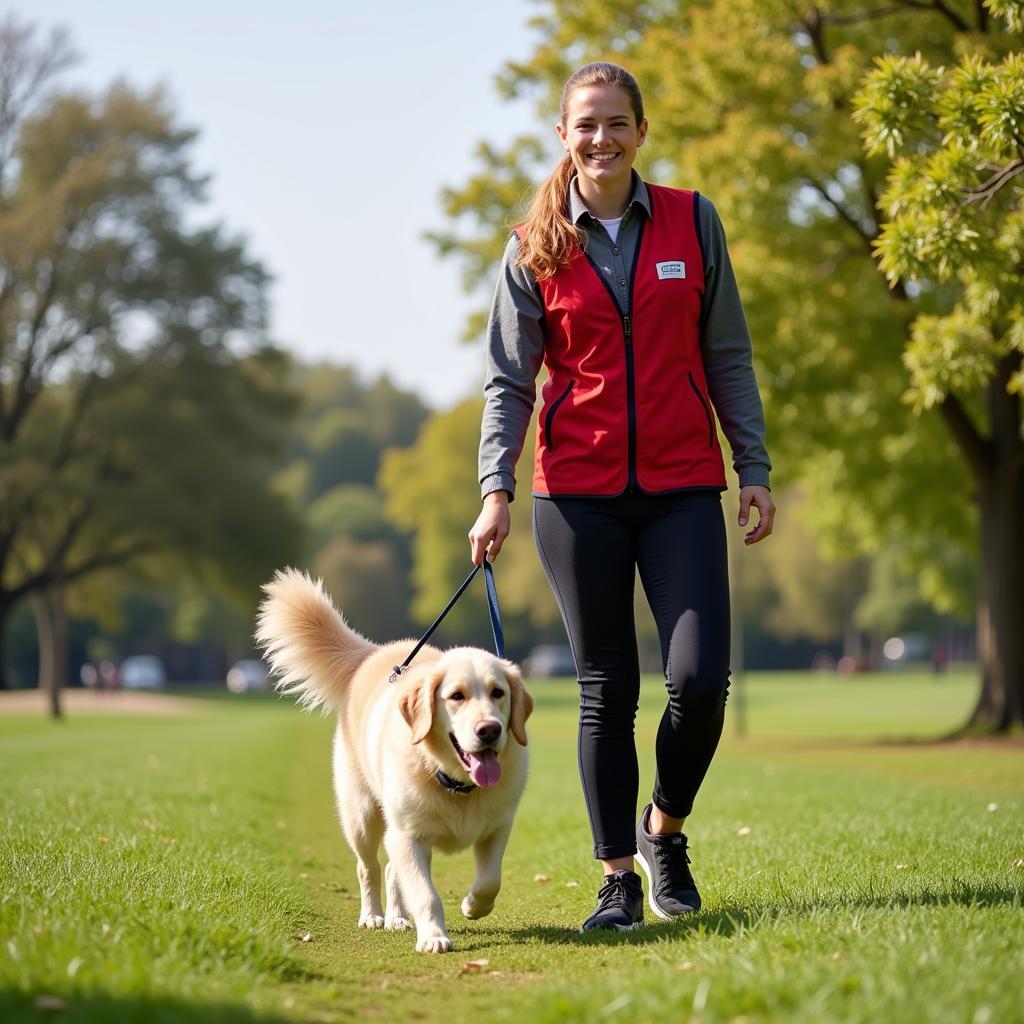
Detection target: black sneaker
<box><xmin>635</xmin><ymin>803</ymin><xmax>701</xmax><ymax>919</ymax></box>
<box><xmin>579</xmin><ymin>869</ymin><xmax>644</xmax><ymax>932</ymax></box>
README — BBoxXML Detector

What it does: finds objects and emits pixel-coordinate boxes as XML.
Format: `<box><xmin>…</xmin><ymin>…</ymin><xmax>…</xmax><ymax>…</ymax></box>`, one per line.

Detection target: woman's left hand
<box><xmin>738</xmin><ymin>485</ymin><xmax>775</xmax><ymax>545</ymax></box>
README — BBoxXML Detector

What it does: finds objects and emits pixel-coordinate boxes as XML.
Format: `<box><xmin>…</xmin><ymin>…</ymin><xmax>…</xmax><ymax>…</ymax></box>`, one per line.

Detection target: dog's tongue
<box><xmin>467</xmin><ymin>749</ymin><xmax>502</xmax><ymax>788</ymax></box>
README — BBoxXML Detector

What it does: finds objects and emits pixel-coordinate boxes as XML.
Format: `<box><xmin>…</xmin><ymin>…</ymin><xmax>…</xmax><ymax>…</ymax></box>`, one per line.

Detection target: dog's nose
<box><xmin>475</xmin><ymin>720</ymin><xmax>502</xmax><ymax>744</ymax></box>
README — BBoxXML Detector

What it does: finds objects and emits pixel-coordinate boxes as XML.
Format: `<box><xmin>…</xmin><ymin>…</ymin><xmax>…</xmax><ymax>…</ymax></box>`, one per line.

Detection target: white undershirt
<box><xmin>596</xmin><ymin>215</ymin><xmax>623</xmax><ymax>243</ymax></box>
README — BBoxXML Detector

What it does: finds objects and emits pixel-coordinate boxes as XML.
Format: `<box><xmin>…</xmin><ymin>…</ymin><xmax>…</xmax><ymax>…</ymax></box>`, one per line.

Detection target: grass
<box><xmin>1</xmin><ymin>670</ymin><xmax>1021</xmax><ymax>1023</ymax></box>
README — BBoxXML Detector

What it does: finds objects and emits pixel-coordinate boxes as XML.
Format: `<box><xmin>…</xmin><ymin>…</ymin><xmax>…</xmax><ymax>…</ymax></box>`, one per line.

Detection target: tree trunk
<box><xmin>31</xmin><ymin>583</ymin><xmax>68</xmax><ymax>721</ymax></box>
<box><xmin>967</xmin><ymin>355</ymin><xmax>1024</xmax><ymax>731</ymax></box>
<box><xmin>0</xmin><ymin>598</ymin><xmax>11</xmax><ymax>690</ymax></box>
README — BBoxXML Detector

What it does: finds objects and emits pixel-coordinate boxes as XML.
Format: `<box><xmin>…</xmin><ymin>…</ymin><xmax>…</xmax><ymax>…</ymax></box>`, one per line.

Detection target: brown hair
<box><xmin>515</xmin><ymin>62</ymin><xmax>645</xmax><ymax>280</ymax></box>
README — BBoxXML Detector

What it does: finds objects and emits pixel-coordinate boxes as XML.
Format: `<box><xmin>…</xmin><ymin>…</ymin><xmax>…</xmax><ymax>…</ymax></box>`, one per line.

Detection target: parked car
<box><xmin>522</xmin><ymin>644</ymin><xmax>577</xmax><ymax>679</ymax></box>
<box><xmin>227</xmin><ymin>659</ymin><xmax>270</xmax><ymax>694</ymax></box>
<box><xmin>120</xmin><ymin>655</ymin><xmax>167</xmax><ymax>691</ymax></box>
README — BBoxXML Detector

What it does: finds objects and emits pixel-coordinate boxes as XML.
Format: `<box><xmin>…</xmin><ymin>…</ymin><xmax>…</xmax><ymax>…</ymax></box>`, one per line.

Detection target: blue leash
<box><xmin>389</xmin><ymin>561</ymin><xmax>504</xmax><ymax>682</ymax></box>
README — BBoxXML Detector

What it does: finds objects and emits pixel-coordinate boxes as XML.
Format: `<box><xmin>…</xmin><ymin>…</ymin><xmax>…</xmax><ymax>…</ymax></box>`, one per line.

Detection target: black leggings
<box><xmin>533</xmin><ymin>489</ymin><xmax>730</xmax><ymax>860</ymax></box>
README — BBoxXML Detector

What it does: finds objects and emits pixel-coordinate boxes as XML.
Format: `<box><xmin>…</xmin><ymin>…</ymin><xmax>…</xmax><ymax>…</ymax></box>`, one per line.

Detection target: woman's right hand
<box><xmin>468</xmin><ymin>490</ymin><xmax>511</xmax><ymax>565</ymax></box>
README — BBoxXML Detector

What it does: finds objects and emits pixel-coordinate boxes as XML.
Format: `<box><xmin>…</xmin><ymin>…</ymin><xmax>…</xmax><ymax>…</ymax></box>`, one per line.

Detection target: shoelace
<box><xmin>596</xmin><ymin>873</ymin><xmax>638</xmax><ymax>911</ymax></box>
<box><xmin>653</xmin><ymin>837</ymin><xmax>694</xmax><ymax>894</ymax></box>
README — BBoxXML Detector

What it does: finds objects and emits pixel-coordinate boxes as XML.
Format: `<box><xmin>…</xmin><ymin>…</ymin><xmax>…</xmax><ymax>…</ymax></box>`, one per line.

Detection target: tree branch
<box><xmin>7</xmin><ymin>539</ymin><xmax>158</xmax><ymax>603</ymax></box>
<box><xmin>817</xmin><ymin>0</ymin><xmax>970</xmax><ymax>31</ymax></box>
<box><xmin>937</xmin><ymin>391</ymin><xmax>994</xmax><ymax>486</ymax></box>
<box><xmin>962</xmin><ymin>159</ymin><xmax>1024</xmax><ymax>207</ymax></box>
<box><xmin>802</xmin><ymin>174</ymin><xmax>877</xmax><ymax>255</ymax></box>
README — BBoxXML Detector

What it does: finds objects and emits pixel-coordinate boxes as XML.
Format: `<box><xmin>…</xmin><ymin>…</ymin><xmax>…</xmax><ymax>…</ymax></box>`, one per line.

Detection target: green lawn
<box><xmin>1</xmin><ymin>671</ymin><xmax>1021</xmax><ymax>1023</ymax></box>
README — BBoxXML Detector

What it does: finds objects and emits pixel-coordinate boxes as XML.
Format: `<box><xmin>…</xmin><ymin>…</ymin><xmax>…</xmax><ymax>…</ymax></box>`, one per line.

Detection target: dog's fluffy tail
<box><xmin>255</xmin><ymin>568</ymin><xmax>377</xmax><ymax>712</ymax></box>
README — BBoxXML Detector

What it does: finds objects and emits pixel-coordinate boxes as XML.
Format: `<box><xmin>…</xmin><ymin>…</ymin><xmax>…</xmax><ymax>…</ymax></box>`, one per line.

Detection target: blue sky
<box><xmin>21</xmin><ymin>1</ymin><xmax>544</xmax><ymax>407</ymax></box>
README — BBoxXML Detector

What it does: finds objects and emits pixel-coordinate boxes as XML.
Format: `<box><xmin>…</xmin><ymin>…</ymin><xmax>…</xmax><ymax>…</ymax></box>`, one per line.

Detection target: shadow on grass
<box><xmin>0</xmin><ymin>991</ymin><xmax>300</xmax><ymax>1024</ymax></box>
<box><xmin>466</xmin><ymin>883</ymin><xmax>1023</xmax><ymax>949</ymax></box>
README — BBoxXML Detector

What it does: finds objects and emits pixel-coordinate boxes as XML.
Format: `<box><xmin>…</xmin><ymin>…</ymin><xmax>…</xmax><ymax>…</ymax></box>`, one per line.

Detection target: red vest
<box><xmin>530</xmin><ymin>184</ymin><xmax>726</xmax><ymax>497</ymax></box>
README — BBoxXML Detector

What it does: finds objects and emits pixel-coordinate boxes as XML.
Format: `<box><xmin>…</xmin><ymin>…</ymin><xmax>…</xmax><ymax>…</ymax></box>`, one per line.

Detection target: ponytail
<box><xmin>515</xmin><ymin>155</ymin><xmax>585</xmax><ymax>280</ymax></box>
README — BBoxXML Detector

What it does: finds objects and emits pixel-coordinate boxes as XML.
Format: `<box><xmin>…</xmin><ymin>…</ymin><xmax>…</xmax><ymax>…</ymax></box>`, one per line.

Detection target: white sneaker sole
<box><xmin>635</xmin><ymin>849</ymin><xmax>697</xmax><ymax>921</ymax></box>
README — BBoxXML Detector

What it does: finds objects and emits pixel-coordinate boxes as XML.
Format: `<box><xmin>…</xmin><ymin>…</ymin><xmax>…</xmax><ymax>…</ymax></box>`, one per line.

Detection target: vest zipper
<box><xmin>623</xmin><ymin>314</ymin><xmax>637</xmax><ymax>489</ymax></box>
<box><xmin>544</xmin><ymin>379</ymin><xmax>575</xmax><ymax>452</ymax></box>
<box><xmin>582</xmin><ymin>218</ymin><xmax>645</xmax><ymax>492</ymax></box>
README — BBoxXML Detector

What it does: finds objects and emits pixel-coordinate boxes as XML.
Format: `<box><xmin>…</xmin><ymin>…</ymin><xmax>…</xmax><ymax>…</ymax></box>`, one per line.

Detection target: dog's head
<box><xmin>398</xmin><ymin>648</ymin><xmax>533</xmax><ymax>789</ymax></box>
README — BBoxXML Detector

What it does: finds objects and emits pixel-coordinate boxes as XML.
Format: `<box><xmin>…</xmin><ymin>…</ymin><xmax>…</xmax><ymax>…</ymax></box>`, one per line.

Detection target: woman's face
<box><xmin>557</xmin><ymin>84</ymin><xmax>647</xmax><ymax>195</ymax></box>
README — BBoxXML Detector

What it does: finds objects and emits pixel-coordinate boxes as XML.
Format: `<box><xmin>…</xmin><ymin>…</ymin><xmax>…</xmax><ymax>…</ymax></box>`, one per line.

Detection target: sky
<box><xmin>19</xmin><ymin>1</ymin><xmax>544</xmax><ymax>408</ymax></box>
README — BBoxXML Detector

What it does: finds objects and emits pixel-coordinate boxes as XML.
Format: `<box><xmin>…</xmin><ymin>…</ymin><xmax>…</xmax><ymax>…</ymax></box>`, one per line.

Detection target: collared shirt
<box><xmin>479</xmin><ymin>171</ymin><xmax>772</xmax><ymax>498</ymax></box>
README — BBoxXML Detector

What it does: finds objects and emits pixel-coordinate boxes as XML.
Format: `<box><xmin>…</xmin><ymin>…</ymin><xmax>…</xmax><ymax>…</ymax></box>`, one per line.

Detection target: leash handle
<box><xmin>390</xmin><ymin>560</ymin><xmax>504</xmax><ymax>682</ymax></box>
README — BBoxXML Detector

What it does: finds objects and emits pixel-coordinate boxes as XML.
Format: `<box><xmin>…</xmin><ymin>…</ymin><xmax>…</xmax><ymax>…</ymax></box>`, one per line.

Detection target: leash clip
<box><xmin>389</xmin><ymin>665</ymin><xmax>404</xmax><ymax>683</ymax></box>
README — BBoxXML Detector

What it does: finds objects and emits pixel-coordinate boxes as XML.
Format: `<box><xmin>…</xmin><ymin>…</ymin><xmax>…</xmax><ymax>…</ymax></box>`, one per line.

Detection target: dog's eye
<box><xmin>491</xmin><ymin>688</ymin><xmax>505</xmax><ymax>700</ymax></box>
<box><xmin>447</xmin><ymin>692</ymin><xmax>466</xmax><ymax>702</ymax></box>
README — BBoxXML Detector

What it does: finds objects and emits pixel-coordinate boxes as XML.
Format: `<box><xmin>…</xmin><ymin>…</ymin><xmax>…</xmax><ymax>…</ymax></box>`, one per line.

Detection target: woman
<box><xmin>468</xmin><ymin>62</ymin><xmax>774</xmax><ymax>932</ymax></box>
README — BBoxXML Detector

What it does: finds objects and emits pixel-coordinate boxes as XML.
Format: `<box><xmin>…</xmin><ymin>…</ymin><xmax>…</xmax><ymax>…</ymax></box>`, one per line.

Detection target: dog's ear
<box><xmin>398</xmin><ymin>667</ymin><xmax>445</xmax><ymax>744</ymax></box>
<box><xmin>502</xmin><ymin>661</ymin><xmax>533</xmax><ymax>747</ymax></box>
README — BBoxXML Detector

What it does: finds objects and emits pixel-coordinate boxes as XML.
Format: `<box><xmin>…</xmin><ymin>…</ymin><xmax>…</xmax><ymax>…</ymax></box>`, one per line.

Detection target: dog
<box><xmin>255</xmin><ymin>568</ymin><xmax>533</xmax><ymax>953</ymax></box>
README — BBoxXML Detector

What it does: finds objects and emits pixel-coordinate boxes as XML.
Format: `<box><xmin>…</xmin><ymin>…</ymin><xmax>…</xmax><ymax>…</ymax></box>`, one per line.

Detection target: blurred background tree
<box><xmin>853</xmin><ymin>31</ymin><xmax>1024</xmax><ymax>728</ymax></box>
<box><xmin>0</xmin><ymin>19</ymin><xmax>300</xmax><ymax>712</ymax></box>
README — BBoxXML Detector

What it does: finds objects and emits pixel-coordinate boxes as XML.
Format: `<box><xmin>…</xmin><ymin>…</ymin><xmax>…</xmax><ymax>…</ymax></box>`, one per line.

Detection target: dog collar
<box><xmin>435</xmin><ymin>769</ymin><xmax>476</xmax><ymax>794</ymax></box>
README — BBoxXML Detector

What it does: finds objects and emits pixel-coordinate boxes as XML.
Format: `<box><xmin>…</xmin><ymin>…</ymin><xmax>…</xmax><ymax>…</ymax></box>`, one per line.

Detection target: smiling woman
<box><xmin>468</xmin><ymin>60</ymin><xmax>776</xmax><ymax>935</ymax></box>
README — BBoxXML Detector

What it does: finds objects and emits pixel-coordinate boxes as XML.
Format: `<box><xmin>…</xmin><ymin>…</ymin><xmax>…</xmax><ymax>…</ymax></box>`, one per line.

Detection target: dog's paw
<box><xmin>461</xmin><ymin>893</ymin><xmax>495</xmax><ymax>920</ymax></box>
<box><xmin>358</xmin><ymin>913</ymin><xmax>385</xmax><ymax>930</ymax></box>
<box><xmin>416</xmin><ymin>932</ymin><xmax>453</xmax><ymax>954</ymax></box>
<box><xmin>385</xmin><ymin>914</ymin><xmax>412</xmax><ymax>931</ymax></box>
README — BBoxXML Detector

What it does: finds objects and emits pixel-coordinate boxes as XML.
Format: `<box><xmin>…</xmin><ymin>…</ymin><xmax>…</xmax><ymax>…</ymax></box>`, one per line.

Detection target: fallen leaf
<box><xmin>533</xmin><ymin>874</ymin><xmax>550</xmax><ymax>883</ymax></box>
<box><xmin>987</xmin><ymin>803</ymin><xmax>998</xmax><ymax>813</ymax></box>
<box><xmin>97</xmin><ymin>837</ymin><xmax>110</xmax><ymax>845</ymax></box>
<box><xmin>895</xmin><ymin>863</ymin><xmax>908</xmax><ymax>870</ymax></box>
<box><xmin>460</xmin><ymin>958</ymin><xmax>490</xmax><ymax>974</ymax></box>
<box><xmin>1012</xmin><ymin>858</ymin><xmax>1023</xmax><ymax>869</ymax></box>
<box><xmin>66</xmin><ymin>957</ymin><xmax>83</xmax><ymax>978</ymax></box>
<box><xmin>677</xmin><ymin>961</ymin><xmax>695</xmax><ymax>971</ymax></box>
<box><xmin>831</xmin><ymin>951</ymin><xmax>843</xmax><ymax>961</ymax></box>
<box><xmin>737</xmin><ymin>826</ymin><xmax>752</xmax><ymax>837</ymax></box>
<box><xmin>295</xmin><ymin>932</ymin><xmax>312</xmax><ymax>943</ymax></box>
<box><xmin>33</xmin><ymin>995</ymin><xmax>67</xmax><ymax>1012</ymax></box>
<box><xmin>565</xmin><ymin>880</ymin><xmax>581</xmax><ymax>888</ymax></box>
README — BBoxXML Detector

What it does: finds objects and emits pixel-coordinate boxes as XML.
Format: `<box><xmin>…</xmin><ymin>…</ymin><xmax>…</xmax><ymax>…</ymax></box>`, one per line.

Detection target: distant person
<box><xmin>468</xmin><ymin>62</ymin><xmax>774</xmax><ymax>931</ymax></box>
<box><xmin>931</xmin><ymin>643</ymin><xmax>949</xmax><ymax>675</ymax></box>
<box><xmin>98</xmin><ymin>659</ymin><xmax>119</xmax><ymax>691</ymax></box>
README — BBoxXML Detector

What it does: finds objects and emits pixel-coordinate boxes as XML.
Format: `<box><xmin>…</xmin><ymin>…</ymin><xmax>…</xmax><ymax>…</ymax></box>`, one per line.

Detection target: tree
<box><xmin>428</xmin><ymin>0</ymin><xmax>1021</xmax><ymax>727</ymax></box>
<box><xmin>0</xmin><ymin>21</ymin><xmax>301</xmax><ymax>708</ymax></box>
<box><xmin>853</xmin><ymin>37</ymin><xmax>1024</xmax><ymax>727</ymax></box>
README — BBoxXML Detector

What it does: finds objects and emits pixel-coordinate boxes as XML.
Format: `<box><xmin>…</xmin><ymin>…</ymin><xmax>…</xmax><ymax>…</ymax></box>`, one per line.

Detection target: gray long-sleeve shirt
<box><xmin>479</xmin><ymin>172</ymin><xmax>772</xmax><ymax>499</ymax></box>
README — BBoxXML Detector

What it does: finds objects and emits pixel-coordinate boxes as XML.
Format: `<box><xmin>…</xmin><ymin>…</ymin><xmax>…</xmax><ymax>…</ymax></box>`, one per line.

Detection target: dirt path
<box><xmin>0</xmin><ymin>689</ymin><xmax>203</xmax><ymax>715</ymax></box>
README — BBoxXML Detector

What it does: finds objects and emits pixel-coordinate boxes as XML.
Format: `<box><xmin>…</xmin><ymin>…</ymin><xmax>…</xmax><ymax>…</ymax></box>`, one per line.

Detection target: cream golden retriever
<box><xmin>256</xmin><ymin>569</ymin><xmax>533</xmax><ymax>954</ymax></box>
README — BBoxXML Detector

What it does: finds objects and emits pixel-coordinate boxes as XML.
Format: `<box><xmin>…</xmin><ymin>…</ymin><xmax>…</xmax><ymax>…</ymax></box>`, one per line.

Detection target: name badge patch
<box><xmin>656</xmin><ymin>260</ymin><xmax>686</xmax><ymax>280</ymax></box>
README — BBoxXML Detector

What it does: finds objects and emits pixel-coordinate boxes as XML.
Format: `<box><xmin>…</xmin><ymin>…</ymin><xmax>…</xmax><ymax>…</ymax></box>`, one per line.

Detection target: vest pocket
<box><xmin>688</xmin><ymin>372</ymin><xmax>714</xmax><ymax>449</ymax></box>
<box><xmin>544</xmin><ymin>379</ymin><xmax>575</xmax><ymax>452</ymax></box>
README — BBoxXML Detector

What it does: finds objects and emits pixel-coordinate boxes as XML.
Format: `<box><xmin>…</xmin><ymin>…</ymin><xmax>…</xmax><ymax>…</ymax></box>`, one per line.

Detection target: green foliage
<box><xmin>0</xmin><ymin>21</ymin><xmax>302</xmax><ymax>649</ymax></box>
<box><xmin>265</xmin><ymin>363</ymin><xmax>429</xmax><ymax>643</ymax></box>
<box><xmin>854</xmin><ymin>44</ymin><xmax>1024</xmax><ymax>398</ymax></box>
<box><xmin>313</xmin><ymin>537</ymin><xmax>414</xmax><ymax>642</ymax></box>
<box><xmin>275</xmin><ymin>363</ymin><xmax>430</xmax><ymax>504</ymax></box>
